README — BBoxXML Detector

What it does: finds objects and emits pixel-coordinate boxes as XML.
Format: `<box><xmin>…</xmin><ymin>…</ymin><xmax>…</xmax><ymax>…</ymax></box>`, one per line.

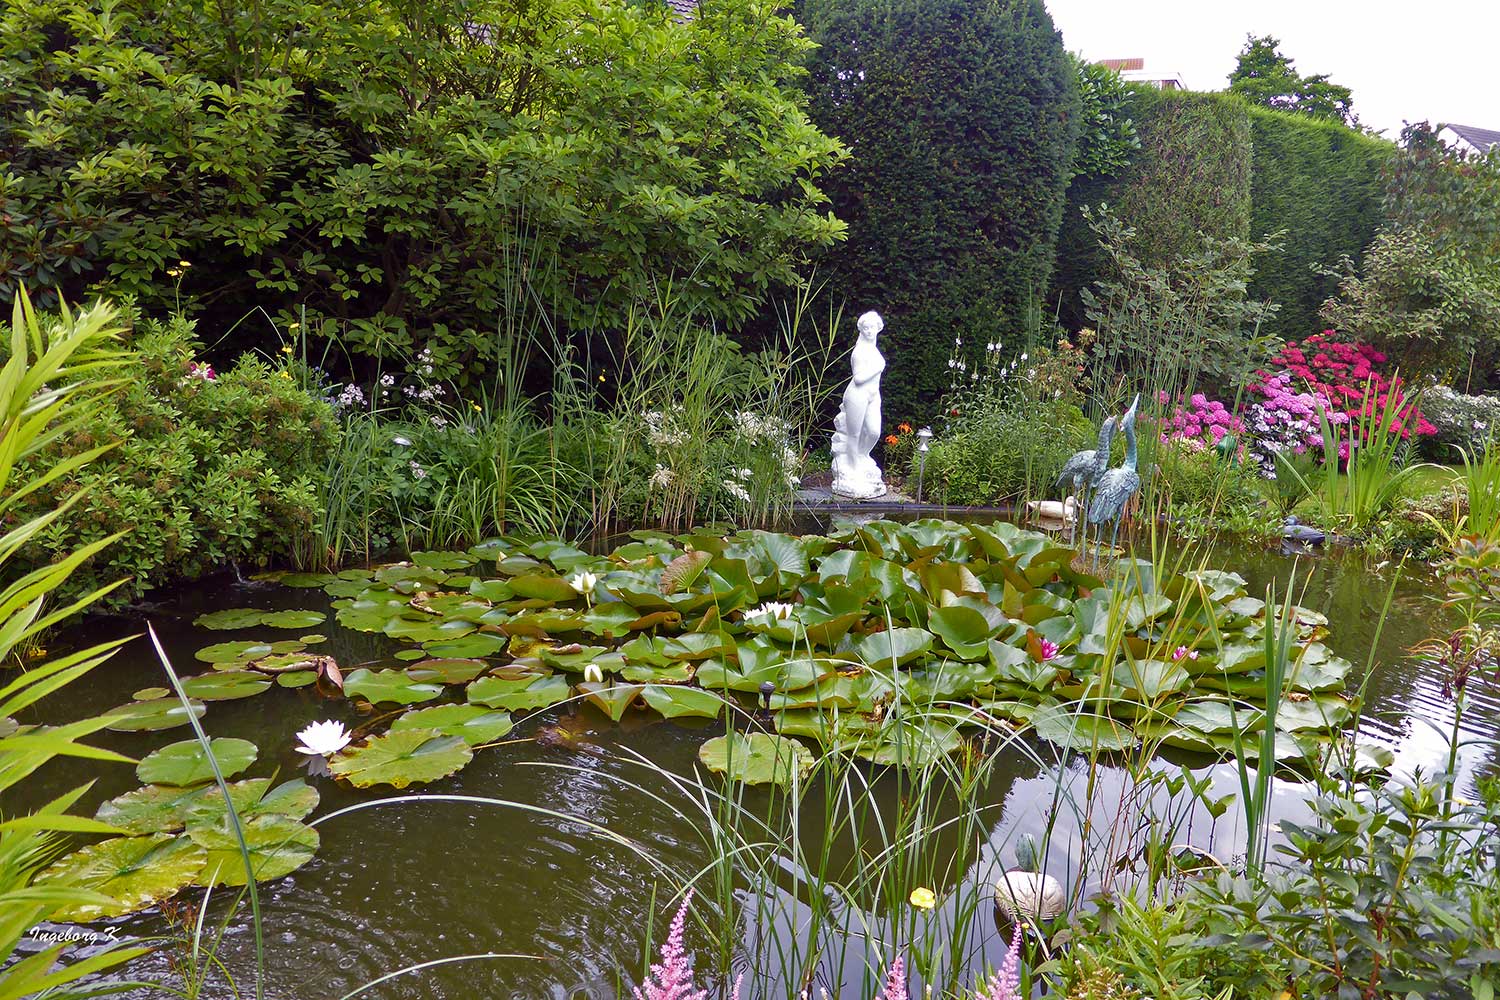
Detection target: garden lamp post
<box><xmin>916</xmin><ymin>426</ymin><xmax>933</xmax><ymax>502</ymax></box>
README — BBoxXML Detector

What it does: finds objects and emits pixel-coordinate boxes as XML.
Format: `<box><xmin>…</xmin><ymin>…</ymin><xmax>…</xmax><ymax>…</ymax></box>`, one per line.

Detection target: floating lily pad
<box><xmin>423</xmin><ymin>633</ymin><xmax>507</xmax><ymax>659</ymax></box>
<box><xmin>404</xmin><ymin>658</ymin><xmax>490</xmax><ymax>684</ymax></box>
<box><xmin>577</xmin><ymin>681</ymin><xmax>642</xmax><ymax>721</ymax></box>
<box><xmin>137</xmin><ymin>738</ymin><xmax>259</xmax><ymax>786</ymax></box>
<box><xmin>278</xmin><ymin>572</ymin><xmax>341</xmax><ymax>588</ymax></box>
<box><xmin>188</xmin><ymin>814</ymin><xmax>320</xmax><ymax>886</ymax></box>
<box><xmin>466</xmin><ymin>673</ymin><xmax>571</xmax><ymax>711</ymax></box>
<box><xmin>179</xmin><ymin>670</ymin><xmax>273</xmax><ymax>701</ymax></box>
<box><xmin>329</xmin><ymin>728</ymin><xmax>473</xmax><ymax>788</ymax></box>
<box><xmin>1032</xmin><ymin>704</ymin><xmax>1139</xmax><ymax>752</ymax></box>
<box><xmin>262</xmin><ymin>610</ymin><xmax>327</xmax><ymax>629</ymax></box>
<box><xmin>184</xmin><ymin>778</ymin><xmax>321</xmax><ymax>827</ymax></box>
<box><xmin>341</xmin><ymin>668</ymin><xmax>445</xmax><ymax>705</ymax></box>
<box><xmin>641</xmin><ymin>685</ymin><xmax>725</xmax><ymax>720</ymax></box>
<box><xmin>698</xmin><ymin>732</ymin><xmax>815</xmax><ymax>788</ymax></box>
<box><xmin>41</xmin><ymin>835</ymin><xmax>207</xmax><ymax>921</ymax></box>
<box><xmin>277</xmin><ymin>670</ymin><xmax>318</xmax><ymax>688</ymax></box>
<box><xmin>391</xmin><ymin>705</ymin><xmax>515</xmax><ymax>744</ymax></box>
<box><xmin>95</xmin><ymin>783</ymin><xmax>216</xmax><ymax>835</ymax></box>
<box><xmin>104</xmin><ymin>698</ymin><xmax>207</xmax><ymax>732</ymax></box>
<box><xmin>131</xmin><ymin>686</ymin><xmax>170</xmax><ymax>701</ymax></box>
<box><xmin>195</xmin><ymin>638</ymin><xmax>305</xmax><ymax>665</ymax></box>
<box><xmin>856</xmin><ymin>628</ymin><xmax>934</xmax><ymax>668</ymax></box>
<box><xmin>193</xmin><ymin>608</ymin><xmax>270</xmax><ymax>630</ymax></box>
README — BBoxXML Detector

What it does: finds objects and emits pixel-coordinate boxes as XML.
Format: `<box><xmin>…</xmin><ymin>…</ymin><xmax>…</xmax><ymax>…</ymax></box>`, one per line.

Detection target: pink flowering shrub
<box><xmin>1243</xmin><ymin>371</ymin><xmax>1349</xmax><ymax>475</ymax></box>
<box><xmin>1264</xmin><ymin>333</ymin><xmax>1436</xmax><ymax>440</ymax></box>
<box><xmin>634</xmin><ymin>891</ymin><xmax>740</xmax><ymax>1000</ymax></box>
<box><xmin>1153</xmin><ymin>390</ymin><xmax>1244</xmax><ymax>448</ymax></box>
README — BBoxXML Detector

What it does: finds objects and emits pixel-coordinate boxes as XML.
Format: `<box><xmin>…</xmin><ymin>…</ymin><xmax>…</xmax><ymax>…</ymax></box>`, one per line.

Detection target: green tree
<box><xmin>0</xmin><ymin>0</ymin><xmax>847</xmax><ymax>379</ymax></box>
<box><xmin>797</xmin><ymin>0</ymin><xmax>1080</xmax><ymax>419</ymax></box>
<box><xmin>1228</xmin><ymin>35</ymin><xmax>1355</xmax><ymax>127</ymax></box>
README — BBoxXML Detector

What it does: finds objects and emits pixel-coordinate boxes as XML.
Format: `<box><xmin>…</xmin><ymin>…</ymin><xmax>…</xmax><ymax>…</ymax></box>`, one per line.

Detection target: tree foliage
<box><xmin>1228</xmin><ymin>35</ymin><xmax>1355</xmax><ymax>127</ymax></box>
<box><xmin>1247</xmin><ymin>107</ymin><xmax>1390</xmax><ymax>340</ymax></box>
<box><xmin>798</xmin><ymin>0</ymin><xmax>1080</xmax><ymax>419</ymax></box>
<box><xmin>0</xmin><ymin>0</ymin><xmax>847</xmax><ymax>378</ymax></box>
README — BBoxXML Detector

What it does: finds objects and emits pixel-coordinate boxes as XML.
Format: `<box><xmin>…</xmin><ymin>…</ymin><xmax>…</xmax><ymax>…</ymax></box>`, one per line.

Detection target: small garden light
<box><xmin>916</xmin><ymin>426</ymin><xmax>933</xmax><ymax>502</ymax></box>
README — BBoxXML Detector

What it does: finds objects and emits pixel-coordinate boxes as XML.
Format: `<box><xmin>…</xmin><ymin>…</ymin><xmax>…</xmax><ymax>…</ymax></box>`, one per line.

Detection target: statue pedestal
<box><xmin>830</xmin><ymin>477</ymin><xmax>888</xmax><ymax>501</ymax></box>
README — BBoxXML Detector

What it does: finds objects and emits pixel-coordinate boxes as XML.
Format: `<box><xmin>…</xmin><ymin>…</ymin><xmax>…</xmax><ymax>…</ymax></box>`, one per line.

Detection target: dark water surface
<box><xmin>15</xmin><ymin>519</ymin><xmax>1499</xmax><ymax>999</ymax></box>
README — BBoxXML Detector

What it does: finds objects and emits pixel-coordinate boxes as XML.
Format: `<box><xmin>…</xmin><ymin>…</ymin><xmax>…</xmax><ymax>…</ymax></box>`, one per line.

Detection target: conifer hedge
<box><xmin>1246</xmin><ymin>108</ymin><xmax>1391</xmax><ymax>340</ymax></box>
<box><xmin>799</xmin><ymin>0</ymin><xmax>1080</xmax><ymax>420</ymax></box>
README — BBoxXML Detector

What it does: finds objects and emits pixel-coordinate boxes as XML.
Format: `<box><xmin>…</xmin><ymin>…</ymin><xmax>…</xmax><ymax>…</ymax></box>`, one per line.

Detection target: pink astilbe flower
<box><xmin>635</xmin><ymin>891</ymin><xmax>707</xmax><ymax>1000</ymax></box>
<box><xmin>974</xmin><ymin>923</ymin><xmax>1024</xmax><ymax>1000</ymax></box>
<box><xmin>880</xmin><ymin>954</ymin><xmax>906</xmax><ymax>1000</ymax></box>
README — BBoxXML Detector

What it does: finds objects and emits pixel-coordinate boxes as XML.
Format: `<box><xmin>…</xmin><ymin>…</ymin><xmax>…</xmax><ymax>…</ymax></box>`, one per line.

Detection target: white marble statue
<box><xmin>831</xmin><ymin>310</ymin><xmax>887</xmax><ymax>500</ymax></box>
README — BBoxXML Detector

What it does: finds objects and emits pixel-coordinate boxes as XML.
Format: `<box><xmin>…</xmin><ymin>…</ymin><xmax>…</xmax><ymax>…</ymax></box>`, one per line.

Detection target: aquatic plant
<box><xmin>294</xmin><ymin>720</ymin><xmax>352</xmax><ymax>757</ymax></box>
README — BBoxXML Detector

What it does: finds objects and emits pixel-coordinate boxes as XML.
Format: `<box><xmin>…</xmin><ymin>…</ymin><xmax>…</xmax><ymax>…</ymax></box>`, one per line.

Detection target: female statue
<box><xmin>831</xmin><ymin>311</ymin><xmax>887</xmax><ymax>499</ymax></box>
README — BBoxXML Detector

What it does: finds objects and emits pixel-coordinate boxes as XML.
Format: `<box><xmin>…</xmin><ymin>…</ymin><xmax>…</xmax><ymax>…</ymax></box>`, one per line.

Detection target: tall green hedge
<box><xmin>799</xmin><ymin>0</ymin><xmax>1080</xmax><ymax>420</ymax></box>
<box><xmin>1247</xmin><ymin>108</ymin><xmax>1390</xmax><ymax>339</ymax></box>
<box><xmin>1052</xmin><ymin>89</ymin><xmax>1251</xmax><ymax>329</ymax></box>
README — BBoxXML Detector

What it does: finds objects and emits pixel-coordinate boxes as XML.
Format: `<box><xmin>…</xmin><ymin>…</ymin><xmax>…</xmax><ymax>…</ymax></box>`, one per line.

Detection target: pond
<box><xmin>14</xmin><ymin>517</ymin><xmax>1499</xmax><ymax>1000</ymax></box>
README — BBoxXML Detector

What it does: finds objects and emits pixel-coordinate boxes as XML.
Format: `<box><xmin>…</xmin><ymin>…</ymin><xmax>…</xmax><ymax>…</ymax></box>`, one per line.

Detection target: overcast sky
<box><xmin>1044</xmin><ymin>0</ymin><xmax>1500</xmax><ymax>140</ymax></box>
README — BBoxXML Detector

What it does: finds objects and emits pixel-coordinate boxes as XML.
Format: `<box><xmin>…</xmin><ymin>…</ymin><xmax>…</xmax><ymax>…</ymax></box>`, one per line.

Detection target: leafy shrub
<box><xmin>1151</xmin><ymin>437</ymin><xmax>1261</xmax><ymax>512</ymax></box>
<box><xmin>1262</xmin><ymin>332</ymin><xmax>1434</xmax><ymax>438</ymax></box>
<box><xmin>14</xmin><ymin>313</ymin><xmax>336</xmax><ymax>604</ymax></box>
<box><xmin>0</xmin><ymin>0</ymin><xmax>845</xmax><ymax>376</ymax></box>
<box><xmin>1152</xmin><ymin>391</ymin><xmax>1244</xmax><ymax>448</ymax></box>
<box><xmin>1422</xmin><ymin>384</ymin><xmax>1500</xmax><ymax>459</ymax></box>
<box><xmin>799</xmin><ymin>0</ymin><xmax>1081</xmax><ymax>419</ymax></box>
<box><xmin>923</xmin><ymin>397</ymin><xmax>1091</xmax><ymax>505</ymax></box>
<box><xmin>1246</xmin><ymin>106</ymin><xmax>1389</xmax><ymax>339</ymax></box>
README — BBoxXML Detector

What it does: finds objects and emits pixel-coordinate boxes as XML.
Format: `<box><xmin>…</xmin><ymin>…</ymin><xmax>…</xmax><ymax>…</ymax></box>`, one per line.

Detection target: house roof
<box><xmin>1442</xmin><ymin>123</ymin><xmax>1500</xmax><ymax>153</ymax></box>
<box><xmin>1098</xmin><ymin>58</ymin><xmax>1145</xmax><ymax>72</ymax></box>
<box><xmin>663</xmin><ymin>0</ymin><xmax>697</xmax><ymax>20</ymax></box>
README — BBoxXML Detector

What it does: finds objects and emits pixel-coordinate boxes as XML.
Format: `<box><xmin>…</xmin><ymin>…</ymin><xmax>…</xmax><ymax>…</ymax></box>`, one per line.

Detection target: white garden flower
<box><xmin>736</xmin><ymin>468</ymin><xmax>753</xmax><ymax>480</ymax></box>
<box><xmin>722</xmin><ymin>480</ymin><xmax>751</xmax><ymax>503</ymax></box>
<box><xmin>650</xmin><ymin>464</ymin><xmax>675</xmax><ymax>489</ymax></box>
<box><xmin>569</xmin><ymin>570</ymin><xmax>598</xmax><ymax>594</ymax></box>
<box><xmin>748</xmin><ymin>601</ymin><xmax>795</xmax><ymax>621</ymax></box>
<box><xmin>392</xmin><ymin>436</ymin><xmax>412</xmax><ymax>447</ymax></box>
<box><xmin>295</xmin><ymin>720</ymin><xmax>352</xmax><ymax>756</ymax></box>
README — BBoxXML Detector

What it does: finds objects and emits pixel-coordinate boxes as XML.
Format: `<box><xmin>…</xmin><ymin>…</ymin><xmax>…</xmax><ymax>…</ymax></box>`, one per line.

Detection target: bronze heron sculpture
<box><xmin>1087</xmin><ymin>393</ymin><xmax>1141</xmax><ymax>556</ymax></box>
<box><xmin>1055</xmin><ymin>413</ymin><xmax>1118</xmax><ymax>545</ymax></box>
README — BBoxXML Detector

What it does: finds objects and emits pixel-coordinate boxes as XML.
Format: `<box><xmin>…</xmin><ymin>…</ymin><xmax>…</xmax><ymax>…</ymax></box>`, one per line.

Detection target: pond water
<box><xmin>14</xmin><ymin>518</ymin><xmax>1500</xmax><ymax>1000</ymax></box>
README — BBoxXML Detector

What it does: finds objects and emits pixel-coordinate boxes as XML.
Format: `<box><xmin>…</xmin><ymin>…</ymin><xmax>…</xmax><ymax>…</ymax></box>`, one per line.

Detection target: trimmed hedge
<box><xmin>799</xmin><ymin>0</ymin><xmax>1080</xmax><ymax>421</ymax></box>
<box><xmin>1247</xmin><ymin>108</ymin><xmax>1390</xmax><ymax>340</ymax></box>
<box><xmin>1052</xmin><ymin>89</ymin><xmax>1252</xmax><ymax>329</ymax></box>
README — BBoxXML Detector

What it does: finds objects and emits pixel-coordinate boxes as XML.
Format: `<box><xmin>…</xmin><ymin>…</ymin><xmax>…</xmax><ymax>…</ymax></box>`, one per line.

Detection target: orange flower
<box><xmin>898</xmin><ymin>422</ymin><xmax>913</xmax><ymax>434</ymax></box>
<box><xmin>884</xmin><ymin>434</ymin><xmax>899</xmax><ymax>446</ymax></box>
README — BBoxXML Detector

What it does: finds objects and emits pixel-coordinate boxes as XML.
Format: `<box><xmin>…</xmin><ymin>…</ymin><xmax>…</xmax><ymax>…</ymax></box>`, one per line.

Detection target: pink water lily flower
<box><xmin>1171</xmin><ymin>646</ymin><xmax>1199</xmax><ymax>662</ymax></box>
<box><xmin>1039</xmin><ymin>639</ymin><xmax>1059</xmax><ymax>662</ymax></box>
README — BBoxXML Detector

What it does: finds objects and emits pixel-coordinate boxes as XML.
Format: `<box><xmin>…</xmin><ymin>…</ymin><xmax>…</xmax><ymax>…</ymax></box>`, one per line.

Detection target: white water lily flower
<box><xmin>392</xmin><ymin>435</ymin><xmax>412</xmax><ymax>447</ymax></box>
<box><xmin>295</xmin><ymin>720</ymin><xmax>351</xmax><ymax>756</ymax></box>
<box><xmin>584</xmin><ymin>663</ymin><xmax>604</xmax><ymax>684</ymax></box>
<box><xmin>748</xmin><ymin>601</ymin><xmax>795</xmax><ymax>621</ymax></box>
<box><xmin>569</xmin><ymin>570</ymin><xmax>598</xmax><ymax>594</ymax></box>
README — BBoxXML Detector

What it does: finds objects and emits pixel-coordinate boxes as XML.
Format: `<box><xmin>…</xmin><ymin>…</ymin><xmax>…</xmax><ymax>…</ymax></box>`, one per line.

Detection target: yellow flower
<box><xmin>178</xmin><ymin>260</ymin><xmax>191</xmax><ymax>268</ymax></box>
<box><xmin>289</xmin><ymin>321</ymin><xmax>300</xmax><ymax>331</ymax></box>
<box><xmin>598</xmin><ymin>373</ymin><xmax>606</xmax><ymax>383</ymax></box>
<box><xmin>166</xmin><ymin>268</ymin><xmax>182</xmax><ymax>278</ymax></box>
<box><xmin>908</xmin><ymin>887</ymin><xmax>936</xmax><ymax>910</ymax></box>
<box><xmin>278</xmin><ymin>370</ymin><xmax>292</xmax><ymax>380</ymax></box>
<box><xmin>281</xmin><ymin>344</ymin><xmax>293</xmax><ymax>354</ymax></box>
<box><xmin>472</xmin><ymin>402</ymin><xmax>482</xmax><ymax>412</ymax></box>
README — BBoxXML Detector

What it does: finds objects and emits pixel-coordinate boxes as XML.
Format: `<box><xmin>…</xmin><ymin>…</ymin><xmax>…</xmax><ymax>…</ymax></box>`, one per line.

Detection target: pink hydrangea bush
<box><xmin>1243</xmin><ymin>371</ymin><xmax>1349</xmax><ymax>475</ymax></box>
<box><xmin>1153</xmin><ymin>390</ymin><xmax>1244</xmax><ymax>448</ymax></box>
<box><xmin>1265</xmin><ymin>333</ymin><xmax>1435</xmax><ymax>441</ymax></box>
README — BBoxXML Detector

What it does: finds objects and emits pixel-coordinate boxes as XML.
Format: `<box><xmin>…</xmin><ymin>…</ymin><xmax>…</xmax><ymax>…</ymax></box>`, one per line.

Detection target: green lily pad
<box><xmin>277</xmin><ymin>670</ymin><xmax>318</xmax><ymax>688</ymax></box>
<box><xmin>856</xmin><ymin>628</ymin><xmax>934</xmax><ymax>668</ymax></box>
<box><xmin>104</xmin><ymin>698</ymin><xmax>207</xmax><ymax>732</ymax></box>
<box><xmin>41</xmin><ymin>835</ymin><xmax>208</xmax><ymax>921</ymax></box>
<box><xmin>404</xmin><ymin>658</ymin><xmax>491</xmax><ymax>684</ymax></box>
<box><xmin>845</xmin><ymin>719</ymin><xmax>964</xmax><ymax>769</ymax></box>
<box><xmin>466</xmin><ymin>673</ymin><xmax>571</xmax><ymax>711</ymax></box>
<box><xmin>1032</xmin><ymin>704</ymin><xmax>1139</xmax><ymax>752</ymax></box>
<box><xmin>137</xmin><ymin>738</ymin><xmax>259</xmax><ymax>786</ymax></box>
<box><xmin>577</xmin><ymin>681</ymin><xmax>642</xmax><ymax>721</ymax></box>
<box><xmin>188</xmin><ymin>814</ymin><xmax>320</xmax><ymax>886</ymax></box>
<box><xmin>179</xmin><ymin>670</ymin><xmax>274</xmax><ymax>701</ymax></box>
<box><xmin>698</xmin><ymin>732</ymin><xmax>815</xmax><ymax>788</ymax></box>
<box><xmin>329</xmin><ymin>728</ymin><xmax>474</xmax><ymax>788</ymax></box>
<box><xmin>262</xmin><ymin>610</ymin><xmax>327</xmax><ymax>629</ymax></box>
<box><xmin>641</xmin><ymin>685</ymin><xmax>726</xmax><ymax>720</ymax></box>
<box><xmin>194</xmin><ymin>607</ymin><xmax>273</xmax><ymax>629</ymax></box>
<box><xmin>95</xmin><ymin>783</ymin><xmax>217</xmax><ymax>835</ymax></box>
<box><xmin>342</xmin><ymin>668</ymin><xmax>445</xmax><ymax>705</ymax></box>
<box><xmin>184</xmin><ymin>778</ymin><xmax>321</xmax><ymax>828</ymax></box>
<box><xmin>412</xmin><ymin>550</ymin><xmax>477</xmax><ymax>570</ymax></box>
<box><xmin>391</xmin><ymin>705</ymin><xmax>515</xmax><ymax>744</ymax></box>
<box><xmin>131</xmin><ymin>686</ymin><xmax>170</xmax><ymax>701</ymax></box>
<box><xmin>423</xmin><ymin>633</ymin><xmax>507</xmax><ymax>659</ymax></box>
<box><xmin>195</xmin><ymin>638</ymin><xmax>306</xmax><ymax>665</ymax></box>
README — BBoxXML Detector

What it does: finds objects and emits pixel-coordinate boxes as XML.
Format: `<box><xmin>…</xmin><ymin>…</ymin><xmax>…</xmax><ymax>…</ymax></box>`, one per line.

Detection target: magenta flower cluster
<box><xmin>1243</xmin><ymin>371</ymin><xmax>1350</xmax><ymax>475</ymax></box>
<box><xmin>634</xmin><ymin>891</ymin><xmax>740</xmax><ymax>1000</ymax></box>
<box><xmin>1153</xmin><ymin>390</ymin><xmax>1243</xmax><ymax>447</ymax></box>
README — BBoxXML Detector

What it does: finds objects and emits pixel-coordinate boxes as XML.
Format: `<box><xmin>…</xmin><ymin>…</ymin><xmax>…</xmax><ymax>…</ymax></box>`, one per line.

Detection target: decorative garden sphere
<box><xmin>994</xmin><ymin>869</ymin><xmax>1065</xmax><ymax>922</ymax></box>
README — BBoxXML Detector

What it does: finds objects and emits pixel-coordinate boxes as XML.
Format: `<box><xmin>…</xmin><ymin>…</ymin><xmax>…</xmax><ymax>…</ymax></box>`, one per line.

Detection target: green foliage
<box><xmin>799</xmin><ymin>0</ymin><xmax>1081</xmax><ymax>418</ymax></box>
<box><xmin>1080</xmin><ymin>206</ymin><xmax>1278</xmax><ymax>398</ymax></box>
<box><xmin>1053</xmin><ymin>88</ymin><xmax>1252</xmax><ymax>329</ymax></box>
<box><xmin>1423</xmin><ymin>384</ymin><xmax>1500</xmax><ymax>458</ymax></box>
<box><xmin>924</xmin><ymin>397</ymin><xmax>1092</xmax><ymax>505</ymax></box>
<box><xmin>1</xmin><ymin>291</ymin><xmax>150</xmax><ymax>998</ymax></box>
<box><xmin>1153</xmin><ymin>439</ymin><xmax>1262</xmax><ymax>514</ymax></box>
<box><xmin>0</xmin><ymin>0</ymin><xmax>846</xmax><ymax>374</ymax></box>
<box><xmin>1319</xmin><ymin>227</ymin><xmax>1500</xmax><ymax>378</ymax></box>
<box><xmin>1070</xmin><ymin>56</ymin><xmax>1142</xmax><ymax>180</ymax></box>
<box><xmin>1247</xmin><ymin>107</ymin><xmax>1390</xmax><ymax>339</ymax></box>
<box><xmin>1111</xmin><ymin>90</ymin><xmax>1252</xmax><ymax>271</ymax></box>
<box><xmin>15</xmin><ymin>313</ymin><xmax>336</xmax><ymax>604</ymax></box>
<box><xmin>1228</xmin><ymin>34</ymin><xmax>1356</xmax><ymax>126</ymax></box>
